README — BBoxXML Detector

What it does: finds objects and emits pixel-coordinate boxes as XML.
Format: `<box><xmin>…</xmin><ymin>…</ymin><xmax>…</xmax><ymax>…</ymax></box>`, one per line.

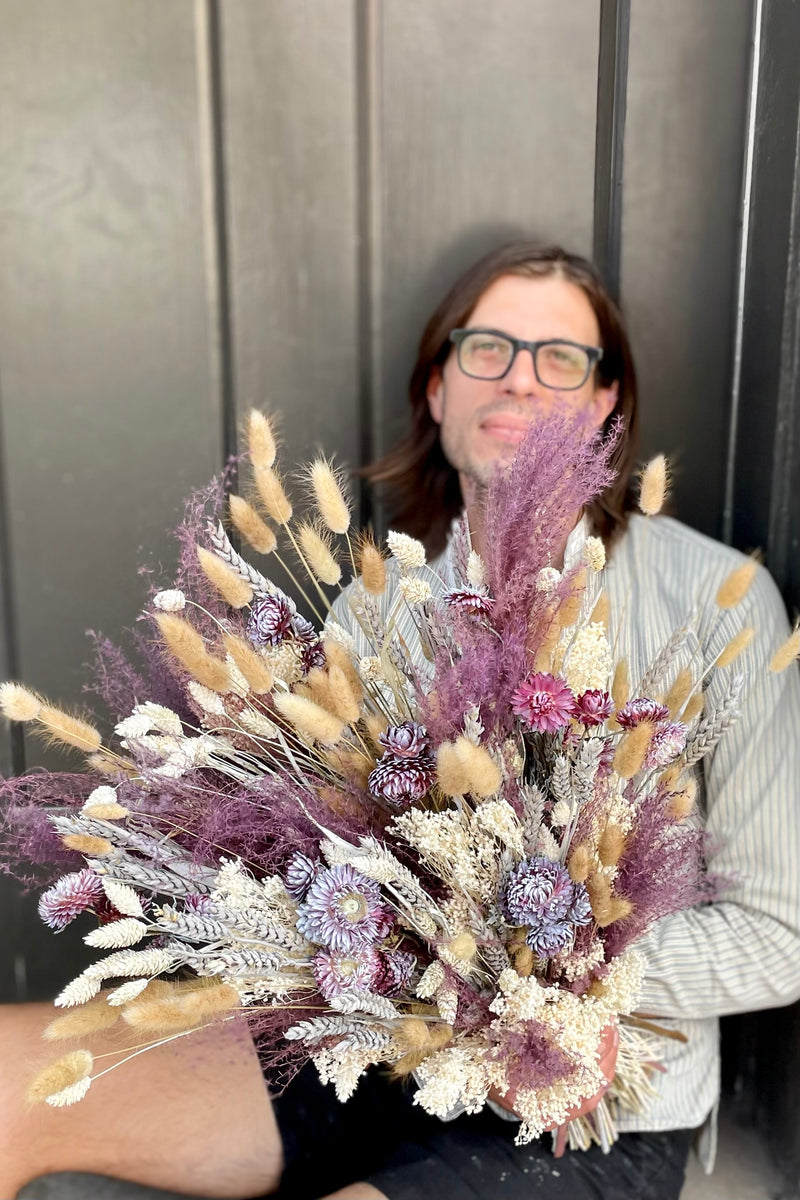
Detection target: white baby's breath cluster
<box><xmin>564</xmin><ymin>622</ymin><xmax>612</xmax><ymax>695</ymax></box>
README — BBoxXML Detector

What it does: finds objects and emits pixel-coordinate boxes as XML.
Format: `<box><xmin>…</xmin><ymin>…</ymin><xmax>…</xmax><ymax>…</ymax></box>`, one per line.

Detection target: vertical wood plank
<box><xmin>0</xmin><ymin>0</ymin><xmax>224</xmax><ymax>997</ymax></box>
<box><xmin>219</xmin><ymin>0</ymin><xmax>361</xmax><ymax>472</ymax></box>
<box><xmin>377</xmin><ymin>0</ymin><xmax>600</xmax><ymax>452</ymax></box>
<box><xmin>620</xmin><ymin>0</ymin><xmax>752</xmax><ymax>536</ymax></box>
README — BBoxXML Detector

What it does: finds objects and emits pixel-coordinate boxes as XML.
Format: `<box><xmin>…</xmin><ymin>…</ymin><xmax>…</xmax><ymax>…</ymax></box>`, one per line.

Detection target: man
<box><xmin>2</xmin><ymin>243</ymin><xmax>799</xmax><ymax>1200</ymax></box>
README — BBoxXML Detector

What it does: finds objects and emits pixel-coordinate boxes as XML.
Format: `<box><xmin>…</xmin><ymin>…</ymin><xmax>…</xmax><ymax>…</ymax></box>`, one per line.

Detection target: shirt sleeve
<box><xmin>637</xmin><ymin>564</ymin><xmax>800</xmax><ymax>1018</ymax></box>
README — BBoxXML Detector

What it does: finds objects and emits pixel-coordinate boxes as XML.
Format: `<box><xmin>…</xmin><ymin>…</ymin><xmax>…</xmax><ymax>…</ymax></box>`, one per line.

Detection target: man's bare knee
<box><xmin>0</xmin><ymin>1002</ymin><xmax>283</xmax><ymax>1199</ymax></box>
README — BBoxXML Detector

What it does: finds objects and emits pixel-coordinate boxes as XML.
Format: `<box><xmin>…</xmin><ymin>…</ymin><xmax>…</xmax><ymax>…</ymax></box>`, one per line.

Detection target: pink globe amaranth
<box><xmin>511</xmin><ymin>672</ymin><xmax>578</xmax><ymax>734</ymax></box>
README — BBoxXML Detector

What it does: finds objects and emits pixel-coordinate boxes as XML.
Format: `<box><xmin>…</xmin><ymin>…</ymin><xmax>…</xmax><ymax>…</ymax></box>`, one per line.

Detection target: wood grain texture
<box><xmin>620</xmin><ymin>0</ymin><xmax>751</xmax><ymax>537</ymax></box>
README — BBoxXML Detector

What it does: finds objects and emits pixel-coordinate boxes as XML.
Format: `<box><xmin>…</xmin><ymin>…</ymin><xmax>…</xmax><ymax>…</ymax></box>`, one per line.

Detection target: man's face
<box><xmin>426</xmin><ymin>273</ymin><xmax>618</xmax><ymax>493</ymax></box>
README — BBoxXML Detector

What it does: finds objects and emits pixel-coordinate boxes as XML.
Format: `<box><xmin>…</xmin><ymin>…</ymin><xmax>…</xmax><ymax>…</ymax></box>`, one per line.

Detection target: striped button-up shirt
<box><xmin>332</xmin><ymin>512</ymin><xmax>800</xmax><ymax>1164</ymax></box>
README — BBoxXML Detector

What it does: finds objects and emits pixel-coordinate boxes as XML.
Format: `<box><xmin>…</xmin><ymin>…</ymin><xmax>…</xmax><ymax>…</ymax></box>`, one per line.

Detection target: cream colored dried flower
<box><xmin>565</xmin><ymin>622</ymin><xmax>611</xmax><ymax>694</ymax></box>
<box><xmin>153</xmin><ymin>589</ymin><xmax>186</xmax><ymax>612</ymax></box>
<box><xmin>229</xmin><ymin>495</ymin><xmax>277</xmax><ymax>556</ymax></box>
<box><xmin>247</xmin><ymin>410</ymin><xmax>277</xmax><ymax>469</ymax></box>
<box><xmin>273</xmin><ymin>691</ymin><xmax>345</xmax><ymax>744</ymax></box>
<box><xmin>0</xmin><ymin>682</ymin><xmax>42</xmax><ymax>722</ymax></box>
<box><xmin>27</xmin><ymin>1049</ymin><xmax>94</xmax><ymax>1106</ymax></box>
<box><xmin>715</xmin><ymin>626</ymin><xmax>755</xmax><ymax>668</ymax></box>
<box><xmin>716</xmin><ymin>559</ymin><xmax>758</xmax><ymax>610</ymax></box>
<box><xmin>416</xmin><ymin>961</ymin><xmax>445</xmax><ymax>999</ymax></box>
<box><xmin>467</xmin><ymin>551</ymin><xmax>487</xmax><ymax>589</ymax></box>
<box><xmin>770</xmin><ymin>626</ymin><xmax>800</xmax><ymax>673</ymax></box>
<box><xmin>308</xmin><ymin>458</ymin><xmax>351</xmax><ymax>535</ymax></box>
<box><xmin>358</xmin><ymin>655</ymin><xmax>383</xmax><ymax>682</ymax></box>
<box><xmin>583</xmin><ymin>536</ymin><xmax>606</xmax><ymax>572</ymax></box>
<box><xmin>387</xmin><ymin>530</ymin><xmax>426</xmax><ymax>570</ymax></box>
<box><xmin>398</xmin><ymin>576</ymin><xmax>432</xmax><ymax>604</ymax></box>
<box><xmin>639</xmin><ymin>455</ymin><xmax>668</xmax><ymax>515</ymax></box>
<box><xmin>535</xmin><ymin>566</ymin><xmax>561</xmax><ymax>593</ymax></box>
<box><xmin>297</xmin><ymin>521</ymin><xmax>341</xmax><ymax>586</ymax></box>
<box><xmin>254</xmin><ymin>464</ymin><xmax>293</xmax><ymax>525</ymax></box>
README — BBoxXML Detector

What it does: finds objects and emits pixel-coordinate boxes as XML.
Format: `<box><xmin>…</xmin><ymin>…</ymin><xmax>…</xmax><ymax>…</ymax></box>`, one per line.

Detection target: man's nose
<box><xmin>500</xmin><ymin>348</ymin><xmax>544</xmax><ymax>398</ymax></box>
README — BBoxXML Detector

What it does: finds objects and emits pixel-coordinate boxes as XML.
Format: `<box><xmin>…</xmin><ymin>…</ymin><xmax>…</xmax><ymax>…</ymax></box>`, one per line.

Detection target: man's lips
<box><xmin>479</xmin><ymin>415</ymin><xmax>532</xmax><ymax>445</ymax></box>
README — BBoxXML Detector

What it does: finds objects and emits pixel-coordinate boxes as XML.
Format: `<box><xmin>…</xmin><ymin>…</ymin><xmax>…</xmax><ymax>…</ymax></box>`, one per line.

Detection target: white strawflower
<box><xmin>467</xmin><ymin>551</ymin><xmax>487</xmax><ymax>589</ymax></box>
<box><xmin>398</xmin><ymin>576</ymin><xmax>432</xmax><ymax>604</ymax></box>
<box><xmin>153</xmin><ymin>589</ymin><xmax>186</xmax><ymax>612</ymax></box>
<box><xmin>535</xmin><ymin>566</ymin><xmax>562</xmax><ymax>593</ymax></box>
<box><xmin>386</xmin><ymin>531</ymin><xmax>426</xmax><ymax>570</ymax></box>
<box><xmin>583</xmin><ymin>536</ymin><xmax>606</xmax><ymax>572</ymax></box>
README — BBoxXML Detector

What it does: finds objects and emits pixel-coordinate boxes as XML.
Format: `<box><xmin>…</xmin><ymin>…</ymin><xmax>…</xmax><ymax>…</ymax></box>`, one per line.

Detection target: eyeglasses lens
<box><xmin>459</xmin><ymin>333</ymin><xmax>591</xmax><ymax>388</ymax></box>
<box><xmin>458</xmin><ymin>332</ymin><xmax>514</xmax><ymax>379</ymax></box>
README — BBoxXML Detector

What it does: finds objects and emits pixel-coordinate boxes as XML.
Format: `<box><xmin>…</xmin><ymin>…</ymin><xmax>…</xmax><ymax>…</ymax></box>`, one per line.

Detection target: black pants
<box><xmin>273</xmin><ymin>1064</ymin><xmax>694</xmax><ymax>1200</ymax></box>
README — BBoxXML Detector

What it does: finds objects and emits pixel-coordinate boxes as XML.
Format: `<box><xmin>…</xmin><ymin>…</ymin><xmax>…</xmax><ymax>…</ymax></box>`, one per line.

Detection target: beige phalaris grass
<box><xmin>254</xmin><ymin>464</ymin><xmax>293</xmax><ymax>525</ymax></box>
<box><xmin>715</xmin><ymin>558</ymin><xmax>759</xmax><ymax>609</ymax></box>
<box><xmin>26</xmin><ymin>1049</ymin><xmax>93</xmax><ymax>1105</ymax></box>
<box><xmin>196</xmin><ymin>546</ymin><xmax>253</xmax><ymax>609</ymax></box>
<box><xmin>667</xmin><ymin>776</ymin><xmax>698</xmax><ymax>820</ymax></box>
<box><xmin>154</xmin><ymin>613</ymin><xmax>232</xmax><ymax>694</ymax></box>
<box><xmin>590</xmin><ymin>589</ymin><xmax>610</xmax><ymax>629</ymax></box>
<box><xmin>246</xmin><ymin>410</ymin><xmax>277</xmax><ymax>470</ymax></box>
<box><xmin>36</xmin><ymin>705</ymin><xmax>103</xmax><ymax>754</ymax></box>
<box><xmin>272</xmin><ymin>691</ymin><xmax>346</xmax><ymax>745</ymax></box>
<box><xmin>357</xmin><ymin>535</ymin><xmax>387</xmax><ymax>596</ymax></box>
<box><xmin>598</xmin><ymin>824</ymin><xmax>627</xmax><ymax>867</ymax></box>
<box><xmin>43</xmin><ymin>997</ymin><xmax>120</xmax><ymax>1041</ymax></box>
<box><xmin>567</xmin><ymin>843</ymin><xmax>591</xmax><ymax>884</ymax></box>
<box><xmin>639</xmin><ymin>454</ymin><xmax>668</xmax><ymax>516</ymax></box>
<box><xmin>308</xmin><ymin>458</ymin><xmax>351</xmax><ymax>535</ymax></box>
<box><xmin>715</xmin><ymin>626</ymin><xmax>755</xmax><ymax>669</ymax></box>
<box><xmin>436</xmin><ymin>737</ymin><xmax>501</xmax><ymax>798</ymax></box>
<box><xmin>769</xmin><ymin>625</ymin><xmax>800</xmax><ymax>673</ymax></box>
<box><xmin>613</xmin><ymin>722</ymin><xmax>653</xmax><ymax>779</ymax></box>
<box><xmin>297</xmin><ymin>521</ymin><xmax>341</xmax><ymax>586</ymax></box>
<box><xmin>229</xmin><ymin>494</ymin><xmax>277</xmax><ymax>556</ymax></box>
<box><xmin>87</xmin><ymin>749</ymin><xmax>135</xmax><ymax>776</ymax></box>
<box><xmin>325</xmin><ymin>664</ymin><xmax>362</xmax><ymax>724</ymax></box>
<box><xmin>323</xmin><ymin>640</ymin><xmax>364</xmax><ymax>703</ymax></box>
<box><xmin>682</xmin><ymin>691</ymin><xmax>705</xmax><ymax>723</ymax></box>
<box><xmin>222</xmin><ymin>633</ymin><xmax>274</xmax><ymax>694</ymax></box>
<box><xmin>445</xmin><ymin>932</ymin><xmax>477</xmax><ymax>961</ymax></box>
<box><xmin>664</xmin><ymin>667</ymin><xmax>693</xmax><ymax>718</ymax></box>
<box><xmin>587</xmin><ymin>874</ymin><xmax>633</xmax><ymax>927</ymax></box>
<box><xmin>82</xmin><ymin>801</ymin><xmax>128</xmax><ymax>821</ymax></box>
<box><xmin>0</xmin><ymin>682</ymin><xmax>42</xmax><ymax>722</ymax></box>
<box><xmin>121</xmin><ymin>982</ymin><xmax>239</xmax><ymax>1033</ymax></box>
<box><xmin>61</xmin><ymin>833</ymin><xmax>114</xmax><ymax>857</ymax></box>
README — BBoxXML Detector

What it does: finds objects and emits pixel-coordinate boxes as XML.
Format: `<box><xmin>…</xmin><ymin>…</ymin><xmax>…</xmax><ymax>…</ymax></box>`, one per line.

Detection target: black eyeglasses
<box><xmin>449</xmin><ymin>328</ymin><xmax>603</xmax><ymax>390</ymax></box>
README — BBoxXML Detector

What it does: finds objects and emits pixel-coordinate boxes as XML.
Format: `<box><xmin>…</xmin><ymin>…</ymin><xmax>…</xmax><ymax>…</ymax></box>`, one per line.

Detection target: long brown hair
<box><xmin>364</xmin><ymin>243</ymin><xmax>639</xmax><ymax>558</ymax></box>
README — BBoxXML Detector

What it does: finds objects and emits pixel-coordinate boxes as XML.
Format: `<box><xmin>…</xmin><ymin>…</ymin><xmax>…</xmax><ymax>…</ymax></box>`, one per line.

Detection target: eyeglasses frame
<box><xmin>449</xmin><ymin>328</ymin><xmax>603</xmax><ymax>390</ymax></box>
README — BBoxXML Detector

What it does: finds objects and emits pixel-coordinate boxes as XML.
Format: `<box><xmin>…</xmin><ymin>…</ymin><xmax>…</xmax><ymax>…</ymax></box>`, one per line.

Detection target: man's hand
<box><xmin>488</xmin><ymin>1021</ymin><xmax>619</xmax><ymax>1151</ymax></box>
<box><xmin>319</xmin><ymin>1184</ymin><xmax>388</xmax><ymax>1199</ymax></box>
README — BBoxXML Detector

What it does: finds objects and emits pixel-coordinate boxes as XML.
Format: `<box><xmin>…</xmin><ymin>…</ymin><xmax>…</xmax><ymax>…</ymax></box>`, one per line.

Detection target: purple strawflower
<box><xmin>373</xmin><ymin>949</ymin><xmax>416</xmax><ymax>998</ymax></box>
<box><xmin>184</xmin><ymin>893</ymin><xmax>214</xmax><ymax>915</ymax></box>
<box><xmin>368</xmin><ymin>755</ymin><xmax>435</xmax><ymax>809</ymax></box>
<box><xmin>616</xmin><ymin>698</ymin><xmax>669</xmax><ymax>729</ymax></box>
<box><xmin>284</xmin><ymin>850</ymin><xmax>322</xmax><ymax>901</ymax></box>
<box><xmin>378</xmin><ymin>722</ymin><xmax>428</xmax><ymax>758</ymax></box>
<box><xmin>574</xmin><ymin>690</ymin><xmax>614</xmax><ymax>727</ymax></box>
<box><xmin>297</xmin><ymin>864</ymin><xmax>393</xmax><ymax>952</ymax></box>
<box><xmin>246</xmin><ymin>593</ymin><xmax>294</xmax><ymax>647</ymax></box>
<box><xmin>443</xmin><ymin>589</ymin><xmax>495</xmax><ymax>617</ymax></box>
<box><xmin>503</xmin><ymin>856</ymin><xmax>592</xmax><ymax>958</ymax></box>
<box><xmin>291</xmin><ymin>615</ymin><xmax>318</xmax><ymax>644</ymax></box>
<box><xmin>300</xmin><ymin>639</ymin><xmax>326</xmax><ymax>673</ymax></box>
<box><xmin>313</xmin><ymin>945</ymin><xmax>381</xmax><ymax>999</ymax></box>
<box><xmin>511</xmin><ymin>673</ymin><xmax>577</xmax><ymax>734</ymax></box>
<box><xmin>644</xmin><ymin>721</ymin><xmax>688</xmax><ymax>770</ymax></box>
<box><xmin>38</xmin><ymin>869</ymin><xmax>105</xmax><ymax>931</ymax></box>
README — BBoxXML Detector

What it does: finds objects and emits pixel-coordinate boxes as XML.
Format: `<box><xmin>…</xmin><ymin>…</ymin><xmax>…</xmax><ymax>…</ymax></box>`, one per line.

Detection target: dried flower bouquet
<box><xmin>3</xmin><ymin>411</ymin><xmax>798</xmax><ymax>1152</ymax></box>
